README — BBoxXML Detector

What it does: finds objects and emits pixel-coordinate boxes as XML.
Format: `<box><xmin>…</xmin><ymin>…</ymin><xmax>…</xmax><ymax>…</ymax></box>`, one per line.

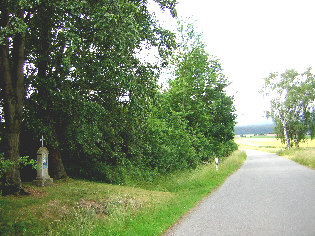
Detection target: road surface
<box><xmin>165</xmin><ymin>150</ymin><xmax>315</xmax><ymax>236</ymax></box>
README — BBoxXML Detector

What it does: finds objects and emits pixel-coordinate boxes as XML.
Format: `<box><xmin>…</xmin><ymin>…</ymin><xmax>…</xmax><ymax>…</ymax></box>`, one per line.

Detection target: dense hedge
<box><xmin>18</xmin><ymin>22</ymin><xmax>237</xmax><ymax>184</ymax></box>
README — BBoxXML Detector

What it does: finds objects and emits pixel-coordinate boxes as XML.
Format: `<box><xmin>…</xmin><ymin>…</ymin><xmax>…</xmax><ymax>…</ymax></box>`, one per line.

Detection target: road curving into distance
<box><xmin>165</xmin><ymin>149</ymin><xmax>315</xmax><ymax>236</ymax></box>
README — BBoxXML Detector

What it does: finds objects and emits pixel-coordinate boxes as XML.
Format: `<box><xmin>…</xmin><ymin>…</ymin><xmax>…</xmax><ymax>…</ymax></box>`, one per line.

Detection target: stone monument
<box><xmin>33</xmin><ymin>136</ymin><xmax>53</xmax><ymax>187</ymax></box>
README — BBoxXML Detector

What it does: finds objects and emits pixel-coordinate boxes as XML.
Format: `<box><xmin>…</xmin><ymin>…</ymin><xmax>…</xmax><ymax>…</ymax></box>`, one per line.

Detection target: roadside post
<box><xmin>215</xmin><ymin>157</ymin><xmax>219</xmax><ymax>171</ymax></box>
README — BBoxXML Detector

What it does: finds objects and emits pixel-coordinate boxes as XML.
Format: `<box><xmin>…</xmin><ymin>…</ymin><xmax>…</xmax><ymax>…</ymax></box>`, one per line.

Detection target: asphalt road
<box><xmin>165</xmin><ymin>149</ymin><xmax>315</xmax><ymax>236</ymax></box>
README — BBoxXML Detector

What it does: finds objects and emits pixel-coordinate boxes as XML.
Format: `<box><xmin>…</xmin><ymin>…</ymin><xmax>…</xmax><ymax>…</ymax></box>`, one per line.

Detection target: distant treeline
<box><xmin>234</xmin><ymin>124</ymin><xmax>275</xmax><ymax>135</ymax></box>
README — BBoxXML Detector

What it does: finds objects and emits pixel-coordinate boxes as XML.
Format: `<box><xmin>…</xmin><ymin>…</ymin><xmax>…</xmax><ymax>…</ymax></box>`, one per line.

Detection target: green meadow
<box><xmin>0</xmin><ymin>151</ymin><xmax>246</xmax><ymax>235</ymax></box>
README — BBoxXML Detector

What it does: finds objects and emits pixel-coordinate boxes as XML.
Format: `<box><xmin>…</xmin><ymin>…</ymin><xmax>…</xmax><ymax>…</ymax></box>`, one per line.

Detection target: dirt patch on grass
<box><xmin>79</xmin><ymin>199</ymin><xmax>109</xmax><ymax>215</ymax></box>
<box><xmin>78</xmin><ymin>195</ymin><xmax>148</xmax><ymax>218</ymax></box>
<box><xmin>23</xmin><ymin>186</ymin><xmax>47</xmax><ymax>198</ymax></box>
<box><xmin>40</xmin><ymin>200</ymin><xmax>70</xmax><ymax>220</ymax></box>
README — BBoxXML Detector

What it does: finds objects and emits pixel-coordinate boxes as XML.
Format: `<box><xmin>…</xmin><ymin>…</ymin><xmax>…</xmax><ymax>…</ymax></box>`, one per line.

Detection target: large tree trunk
<box><xmin>49</xmin><ymin>128</ymin><xmax>67</xmax><ymax>179</ymax></box>
<box><xmin>2</xmin><ymin>124</ymin><xmax>23</xmax><ymax>195</ymax></box>
<box><xmin>0</xmin><ymin>6</ymin><xmax>27</xmax><ymax>195</ymax></box>
<box><xmin>50</xmin><ymin>147</ymin><xmax>67</xmax><ymax>179</ymax></box>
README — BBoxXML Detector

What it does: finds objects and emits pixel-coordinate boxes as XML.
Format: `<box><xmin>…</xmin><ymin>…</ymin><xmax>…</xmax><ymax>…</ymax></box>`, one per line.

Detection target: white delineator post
<box><xmin>215</xmin><ymin>157</ymin><xmax>219</xmax><ymax>171</ymax></box>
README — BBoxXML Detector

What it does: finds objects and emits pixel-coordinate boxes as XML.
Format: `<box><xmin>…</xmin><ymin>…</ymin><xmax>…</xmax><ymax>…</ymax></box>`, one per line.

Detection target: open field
<box><xmin>235</xmin><ymin>137</ymin><xmax>315</xmax><ymax>151</ymax></box>
<box><xmin>0</xmin><ymin>151</ymin><xmax>246</xmax><ymax>235</ymax></box>
<box><xmin>235</xmin><ymin>137</ymin><xmax>315</xmax><ymax>169</ymax></box>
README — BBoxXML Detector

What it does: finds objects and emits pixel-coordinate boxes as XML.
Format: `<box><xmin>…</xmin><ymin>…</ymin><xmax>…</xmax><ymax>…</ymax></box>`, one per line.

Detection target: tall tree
<box><xmin>262</xmin><ymin>68</ymin><xmax>315</xmax><ymax>148</ymax></box>
<box><xmin>0</xmin><ymin>0</ymin><xmax>30</xmax><ymax>195</ymax></box>
<box><xmin>166</xmin><ymin>22</ymin><xmax>236</xmax><ymax>159</ymax></box>
<box><xmin>1</xmin><ymin>0</ymin><xmax>177</xmax><ymax>195</ymax></box>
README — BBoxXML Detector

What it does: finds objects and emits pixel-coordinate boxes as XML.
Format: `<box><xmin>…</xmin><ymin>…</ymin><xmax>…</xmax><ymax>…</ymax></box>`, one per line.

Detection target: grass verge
<box><xmin>0</xmin><ymin>150</ymin><xmax>246</xmax><ymax>235</ymax></box>
<box><xmin>277</xmin><ymin>148</ymin><xmax>315</xmax><ymax>170</ymax></box>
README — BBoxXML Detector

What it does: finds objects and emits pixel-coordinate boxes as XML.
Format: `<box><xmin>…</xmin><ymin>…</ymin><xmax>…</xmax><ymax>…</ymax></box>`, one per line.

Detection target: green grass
<box><xmin>0</xmin><ymin>150</ymin><xmax>246</xmax><ymax>235</ymax></box>
<box><xmin>277</xmin><ymin>148</ymin><xmax>315</xmax><ymax>170</ymax></box>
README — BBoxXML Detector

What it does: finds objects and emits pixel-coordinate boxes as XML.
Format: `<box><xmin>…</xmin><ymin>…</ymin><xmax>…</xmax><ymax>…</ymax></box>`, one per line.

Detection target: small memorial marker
<box><xmin>33</xmin><ymin>137</ymin><xmax>53</xmax><ymax>187</ymax></box>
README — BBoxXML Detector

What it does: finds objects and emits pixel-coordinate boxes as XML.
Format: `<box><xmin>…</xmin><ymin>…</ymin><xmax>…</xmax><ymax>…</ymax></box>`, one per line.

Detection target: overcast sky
<box><xmin>150</xmin><ymin>0</ymin><xmax>315</xmax><ymax>126</ymax></box>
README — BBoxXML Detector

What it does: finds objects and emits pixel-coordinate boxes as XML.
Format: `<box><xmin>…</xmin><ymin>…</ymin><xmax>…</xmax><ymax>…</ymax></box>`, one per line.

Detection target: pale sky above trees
<box><xmin>150</xmin><ymin>0</ymin><xmax>315</xmax><ymax>125</ymax></box>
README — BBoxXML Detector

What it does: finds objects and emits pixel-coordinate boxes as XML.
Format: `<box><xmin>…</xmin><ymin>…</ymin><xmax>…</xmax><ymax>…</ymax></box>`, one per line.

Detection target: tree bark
<box><xmin>0</xmin><ymin>6</ymin><xmax>27</xmax><ymax>195</ymax></box>
<box><xmin>1</xmin><ymin>130</ymin><xmax>23</xmax><ymax>195</ymax></box>
<box><xmin>49</xmin><ymin>128</ymin><xmax>67</xmax><ymax>179</ymax></box>
<box><xmin>49</xmin><ymin>147</ymin><xmax>67</xmax><ymax>179</ymax></box>
<box><xmin>282</xmin><ymin>121</ymin><xmax>290</xmax><ymax>149</ymax></box>
<box><xmin>295</xmin><ymin>134</ymin><xmax>300</xmax><ymax>148</ymax></box>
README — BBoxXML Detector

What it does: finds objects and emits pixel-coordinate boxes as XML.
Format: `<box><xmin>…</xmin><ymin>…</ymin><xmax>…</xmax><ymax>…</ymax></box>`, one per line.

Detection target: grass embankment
<box><xmin>236</xmin><ymin>137</ymin><xmax>315</xmax><ymax>169</ymax></box>
<box><xmin>0</xmin><ymin>150</ymin><xmax>246</xmax><ymax>235</ymax></box>
<box><xmin>277</xmin><ymin>148</ymin><xmax>315</xmax><ymax>169</ymax></box>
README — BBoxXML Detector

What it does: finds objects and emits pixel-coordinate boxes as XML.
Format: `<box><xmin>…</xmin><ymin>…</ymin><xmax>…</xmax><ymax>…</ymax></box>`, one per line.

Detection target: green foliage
<box><xmin>18</xmin><ymin>156</ymin><xmax>37</xmax><ymax>170</ymax></box>
<box><xmin>0</xmin><ymin>153</ymin><xmax>36</xmax><ymax>180</ymax></box>
<box><xmin>0</xmin><ymin>153</ymin><xmax>13</xmax><ymax>180</ymax></box>
<box><xmin>262</xmin><ymin>68</ymin><xmax>315</xmax><ymax>148</ymax></box>
<box><xmin>308</xmin><ymin>112</ymin><xmax>315</xmax><ymax>139</ymax></box>
<box><xmin>164</xmin><ymin>21</ymin><xmax>237</xmax><ymax>158</ymax></box>
<box><xmin>3</xmin><ymin>1</ymin><xmax>237</xmax><ymax>185</ymax></box>
<box><xmin>18</xmin><ymin>0</ymin><xmax>177</xmax><ymax>182</ymax></box>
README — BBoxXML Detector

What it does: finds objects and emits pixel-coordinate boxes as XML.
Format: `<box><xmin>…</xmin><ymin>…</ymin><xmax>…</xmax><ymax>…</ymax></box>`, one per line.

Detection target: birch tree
<box><xmin>262</xmin><ymin>68</ymin><xmax>315</xmax><ymax>149</ymax></box>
